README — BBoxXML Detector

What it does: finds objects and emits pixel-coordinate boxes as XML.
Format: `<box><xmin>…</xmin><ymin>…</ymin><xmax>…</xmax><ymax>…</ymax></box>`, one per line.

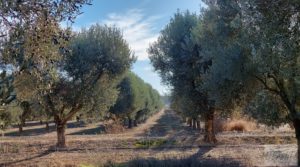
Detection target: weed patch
<box><xmin>134</xmin><ymin>139</ymin><xmax>171</xmax><ymax>148</ymax></box>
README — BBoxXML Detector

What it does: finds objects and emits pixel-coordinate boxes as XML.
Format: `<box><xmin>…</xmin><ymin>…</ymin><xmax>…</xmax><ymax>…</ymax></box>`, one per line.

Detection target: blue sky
<box><xmin>71</xmin><ymin>0</ymin><xmax>203</xmax><ymax>95</ymax></box>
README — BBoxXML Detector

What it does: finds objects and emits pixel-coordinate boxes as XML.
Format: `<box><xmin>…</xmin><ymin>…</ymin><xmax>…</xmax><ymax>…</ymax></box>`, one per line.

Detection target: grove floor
<box><xmin>0</xmin><ymin>110</ymin><xmax>297</xmax><ymax>167</ymax></box>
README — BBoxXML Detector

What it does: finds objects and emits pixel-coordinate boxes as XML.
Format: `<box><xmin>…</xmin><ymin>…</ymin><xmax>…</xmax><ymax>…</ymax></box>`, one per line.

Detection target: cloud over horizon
<box><xmin>102</xmin><ymin>9</ymin><xmax>160</xmax><ymax>60</ymax></box>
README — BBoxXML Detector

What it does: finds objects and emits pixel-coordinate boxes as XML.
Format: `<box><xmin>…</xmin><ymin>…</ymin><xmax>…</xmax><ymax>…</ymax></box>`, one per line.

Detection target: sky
<box><xmin>71</xmin><ymin>0</ymin><xmax>203</xmax><ymax>95</ymax></box>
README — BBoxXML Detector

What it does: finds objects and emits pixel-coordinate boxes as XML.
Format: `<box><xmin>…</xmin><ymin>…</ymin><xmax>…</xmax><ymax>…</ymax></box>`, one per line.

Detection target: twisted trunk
<box><xmin>192</xmin><ymin>119</ymin><xmax>196</xmax><ymax>130</ymax></box>
<box><xmin>128</xmin><ymin>118</ymin><xmax>133</xmax><ymax>128</ymax></box>
<box><xmin>18</xmin><ymin>124</ymin><xmax>23</xmax><ymax>134</ymax></box>
<box><xmin>196</xmin><ymin>120</ymin><xmax>201</xmax><ymax>130</ymax></box>
<box><xmin>45</xmin><ymin>121</ymin><xmax>49</xmax><ymax>132</ymax></box>
<box><xmin>204</xmin><ymin>109</ymin><xmax>216</xmax><ymax>143</ymax></box>
<box><xmin>18</xmin><ymin>120</ymin><xmax>25</xmax><ymax>134</ymax></box>
<box><xmin>56</xmin><ymin>121</ymin><xmax>66</xmax><ymax>148</ymax></box>
<box><xmin>133</xmin><ymin>120</ymin><xmax>138</xmax><ymax>127</ymax></box>
<box><xmin>293</xmin><ymin>118</ymin><xmax>300</xmax><ymax>166</ymax></box>
<box><xmin>187</xmin><ymin>118</ymin><xmax>192</xmax><ymax>127</ymax></box>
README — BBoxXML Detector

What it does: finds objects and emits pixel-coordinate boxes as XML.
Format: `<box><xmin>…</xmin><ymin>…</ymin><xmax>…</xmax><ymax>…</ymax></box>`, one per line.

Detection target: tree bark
<box><xmin>133</xmin><ymin>120</ymin><xmax>138</xmax><ymax>127</ymax></box>
<box><xmin>18</xmin><ymin>124</ymin><xmax>23</xmax><ymax>134</ymax></box>
<box><xmin>192</xmin><ymin>119</ymin><xmax>196</xmax><ymax>130</ymax></box>
<box><xmin>128</xmin><ymin>118</ymin><xmax>133</xmax><ymax>128</ymax></box>
<box><xmin>293</xmin><ymin>118</ymin><xmax>300</xmax><ymax>166</ymax></box>
<box><xmin>18</xmin><ymin>120</ymin><xmax>25</xmax><ymax>135</ymax></box>
<box><xmin>196</xmin><ymin>120</ymin><xmax>201</xmax><ymax>130</ymax></box>
<box><xmin>56</xmin><ymin>122</ymin><xmax>66</xmax><ymax>148</ymax></box>
<box><xmin>45</xmin><ymin>121</ymin><xmax>49</xmax><ymax>132</ymax></box>
<box><xmin>204</xmin><ymin>109</ymin><xmax>217</xmax><ymax>143</ymax></box>
<box><xmin>188</xmin><ymin>118</ymin><xmax>192</xmax><ymax>127</ymax></box>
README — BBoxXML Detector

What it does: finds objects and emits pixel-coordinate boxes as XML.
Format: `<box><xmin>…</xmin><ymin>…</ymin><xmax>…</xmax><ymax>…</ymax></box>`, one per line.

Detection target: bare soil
<box><xmin>0</xmin><ymin>110</ymin><xmax>297</xmax><ymax>167</ymax></box>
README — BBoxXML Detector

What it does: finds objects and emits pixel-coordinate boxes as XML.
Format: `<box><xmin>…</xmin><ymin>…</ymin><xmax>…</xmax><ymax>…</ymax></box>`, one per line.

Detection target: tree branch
<box><xmin>254</xmin><ymin>75</ymin><xmax>280</xmax><ymax>94</ymax></box>
<box><xmin>44</xmin><ymin>95</ymin><xmax>57</xmax><ymax>115</ymax></box>
<box><xmin>267</xmin><ymin>74</ymin><xmax>296</xmax><ymax>115</ymax></box>
<box><xmin>62</xmin><ymin>104</ymin><xmax>82</xmax><ymax>124</ymax></box>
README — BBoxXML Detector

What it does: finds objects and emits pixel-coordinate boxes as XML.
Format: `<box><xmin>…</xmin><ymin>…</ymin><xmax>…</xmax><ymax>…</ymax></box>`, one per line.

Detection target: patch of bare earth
<box><xmin>0</xmin><ymin>110</ymin><xmax>297</xmax><ymax>166</ymax></box>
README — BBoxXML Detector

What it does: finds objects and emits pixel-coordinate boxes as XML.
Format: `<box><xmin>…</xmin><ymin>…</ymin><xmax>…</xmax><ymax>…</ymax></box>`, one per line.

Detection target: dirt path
<box><xmin>0</xmin><ymin>109</ymin><xmax>297</xmax><ymax>166</ymax></box>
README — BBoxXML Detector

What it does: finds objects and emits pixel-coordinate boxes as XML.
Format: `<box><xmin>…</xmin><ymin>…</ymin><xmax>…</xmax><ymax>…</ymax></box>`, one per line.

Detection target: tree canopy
<box><xmin>110</xmin><ymin>72</ymin><xmax>163</xmax><ymax>128</ymax></box>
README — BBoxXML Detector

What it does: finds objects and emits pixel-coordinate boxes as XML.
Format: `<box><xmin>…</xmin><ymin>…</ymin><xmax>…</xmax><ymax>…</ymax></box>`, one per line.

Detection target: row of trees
<box><xmin>0</xmin><ymin>23</ymin><xmax>134</xmax><ymax>147</ymax></box>
<box><xmin>149</xmin><ymin>0</ymin><xmax>300</xmax><ymax>164</ymax></box>
<box><xmin>0</xmin><ymin>1</ymin><xmax>163</xmax><ymax>148</ymax></box>
<box><xmin>110</xmin><ymin>72</ymin><xmax>163</xmax><ymax>128</ymax></box>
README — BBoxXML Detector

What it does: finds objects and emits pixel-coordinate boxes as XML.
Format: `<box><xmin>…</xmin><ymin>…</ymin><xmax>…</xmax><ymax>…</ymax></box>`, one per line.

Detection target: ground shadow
<box><xmin>0</xmin><ymin>148</ymin><xmax>53</xmax><ymax>166</ymax></box>
<box><xmin>138</xmin><ymin>110</ymin><xmax>198</xmax><ymax>138</ymax></box>
<box><xmin>109</xmin><ymin>147</ymin><xmax>246</xmax><ymax>167</ymax></box>
<box><xmin>5</xmin><ymin>121</ymin><xmax>86</xmax><ymax>136</ymax></box>
<box><xmin>5</xmin><ymin>124</ymin><xmax>56</xmax><ymax>136</ymax></box>
<box><xmin>11</xmin><ymin>121</ymin><xmax>55</xmax><ymax>128</ymax></box>
<box><xmin>69</xmin><ymin>124</ymin><xmax>106</xmax><ymax>135</ymax></box>
<box><xmin>135</xmin><ymin>110</ymin><xmax>203</xmax><ymax>148</ymax></box>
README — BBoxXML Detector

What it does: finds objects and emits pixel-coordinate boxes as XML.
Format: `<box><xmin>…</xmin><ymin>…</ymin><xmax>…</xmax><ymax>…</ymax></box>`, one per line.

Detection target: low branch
<box><xmin>254</xmin><ymin>75</ymin><xmax>279</xmax><ymax>94</ymax></box>
<box><xmin>62</xmin><ymin>104</ymin><xmax>82</xmax><ymax>125</ymax></box>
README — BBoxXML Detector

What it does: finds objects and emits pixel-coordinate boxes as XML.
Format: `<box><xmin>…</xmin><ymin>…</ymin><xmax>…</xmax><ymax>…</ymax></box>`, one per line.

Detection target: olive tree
<box><xmin>241</xmin><ymin>0</ymin><xmax>300</xmax><ymax>164</ymax></box>
<box><xmin>110</xmin><ymin>72</ymin><xmax>162</xmax><ymax>128</ymax></box>
<box><xmin>148</xmin><ymin>11</ymin><xmax>216</xmax><ymax>142</ymax></box>
<box><xmin>0</xmin><ymin>71</ymin><xmax>15</xmax><ymax>135</ymax></box>
<box><xmin>194</xmin><ymin>0</ymin><xmax>300</xmax><ymax>163</ymax></box>
<box><xmin>6</xmin><ymin>24</ymin><xmax>134</xmax><ymax>147</ymax></box>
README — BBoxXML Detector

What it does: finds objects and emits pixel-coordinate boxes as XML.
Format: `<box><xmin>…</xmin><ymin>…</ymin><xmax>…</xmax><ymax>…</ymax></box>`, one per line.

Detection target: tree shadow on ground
<box><xmin>5</xmin><ymin>124</ymin><xmax>56</xmax><ymax>136</ymax></box>
<box><xmin>123</xmin><ymin>111</ymin><xmax>251</xmax><ymax>166</ymax></box>
<box><xmin>0</xmin><ymin>148</ymin><xmax>53</xmax><ymax>166</ymax></box>
<box><xmin>137</xmin><ymin>110</ymin><xmax>198</xmax><ymax>137</ymax></box>
<box><xmin>11</xmin><ymin>121</ymin><xmax>55</xmax><ymax>128</ymax></box>
<box><xmin>108</xmin><ymin>147</ymin><xmax>247</xmax><ymax>167</ymax></box>
<box><xmin>5</xmin><ymin>121</ymin><xmax>86</xmax><ymax>136</ymax></box>
<box><xmin>68</xmin><ymin>124</ymin><xmax>106</xmax><ymax>135</ymax></box>
<box><xmin>136</xmin><ymin>110</ymin><xmax>203</xmax><ymax>148</ymax></box>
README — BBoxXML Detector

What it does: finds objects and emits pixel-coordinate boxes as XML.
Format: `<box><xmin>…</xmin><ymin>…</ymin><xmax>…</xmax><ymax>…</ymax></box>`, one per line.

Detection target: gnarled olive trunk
<box><xmin>187</xmin><ymin>118</ymin><xmax>192</xmax><ymax>127</ymax></box>
<box><xmin>192</xmin><ymin>119</ymin><xmax>196</xmax><ymax>130</ymax></box>
<box><xmin>18</xmin><ymin>124</ymin><xmax>23</xmax><ymax>134</ymax></box>
<box><xmin>293</xmin><ymin>118</ymin><xmax>300</xmax><ymax>166</ymax></box>
<box><xmin>133</xmin><ymin>120</ymin><xmax>138</xmax><ymax>127</ymax></box>
<box><xmin>196</xmin><ymin>120</ymin><xmax>201</xmax><ymax>130</ymax></box>
<box><xmin>56</xmin><ymin>122</ymin><xmax>66</xmax><ymax>148</ymax></box>
<box><xmin>128</xmin><ymin>118</ymin><xmax>133</xmax><ymax>128</ymax></box>
<box><xmin>204</xmin><ymin>109</ymin><xmax>216</xmax><ymax>143</ymax></box>
<box><xmin>18</xmin><ymin>121</ymin><xmax>25</xmax><ymax>134</ymax></box>
<box><xmin>45</xmin><ymin>121</ymin><xmax>49</xmax><ymax>132</ymax></box>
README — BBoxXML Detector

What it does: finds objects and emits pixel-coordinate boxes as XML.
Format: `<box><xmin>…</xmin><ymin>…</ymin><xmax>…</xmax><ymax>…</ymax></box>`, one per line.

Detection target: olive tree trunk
<box><xmin>192</xmin><ymin>119</ymin><xmax>196</xmax><ymax>130</ymax></box>
<box><xmin>45</xmin><ymin>121</ymin><xmax>49</xmax><ymax>132</ymax></box>
<box><xmin>133</xmin><ymin>120</ymin><xmax>138</xmax><ymax>127</ymax></box>
<box><xmin>18</xmin><ymin>124</ymin><xmax>23</xmax><ymax>134</ymax></box>
<box><xmin>56</xmin><ymin>122</ymin><xmax>66</xmax><ymax>148</ymax></box>
<box><xmin>128</xmin><ymin>118</ymin><xmax>133</xmax><ymax>128</ymax></box>
<box><xmin>187</xmin><ymin>118</ymin><xmax>192</xmax><ymax>127</ymax></box>
<box><xmin>196</xmin><ymin>120</ymin><xmax>201</xmax><ymax>130</ymax></box>
<box><xmin>18</xmin><ymin>120</ymin><xmax>25</xmax><ymax>134</ymax></box>
<box><xmin>204</xmin><ymin>109</ymin><xmax>216</xmax><ymax>143</ymax></box>
<box><xmin>293</xmin><ymin>118</ymin><xmax>300</xmax><ymax>166</ymax></box>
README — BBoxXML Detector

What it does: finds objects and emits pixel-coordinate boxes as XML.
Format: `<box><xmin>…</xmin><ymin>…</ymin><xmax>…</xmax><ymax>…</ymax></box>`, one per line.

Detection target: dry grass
<box><xmin>0</xmin><ymin>143</ymin><xmax>22</xmax><ymax>154</ymax></box>
<box><xmin>104</xmin><ymin>121</ymin><xmax>126</xmax><ymax>134</ymax></box>
<box><xmin>215</xmin><ymin>119</ymin><xmax>257</xmax><ymax>132</ymax></box>
<box><xmin>223</xmin><ymin>119</ymin><xmax>257</xmax><ymax>132</ymax></box>
<box><xmin>0</xmin><ymin>110</ymin><xmax>297</xmax><ymax>167</ymax></box>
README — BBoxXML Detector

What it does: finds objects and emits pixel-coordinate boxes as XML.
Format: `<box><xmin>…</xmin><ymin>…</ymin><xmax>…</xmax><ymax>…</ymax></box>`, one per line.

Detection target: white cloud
<box><xmin>102</xmin><ymin>9</ymin><xmax>160</xmax><ymax>60</ymax></box>
<box><xmin>143</xmin><ymin>66</ymin><xmax>152</xmax><ymax>72</ymax></box>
